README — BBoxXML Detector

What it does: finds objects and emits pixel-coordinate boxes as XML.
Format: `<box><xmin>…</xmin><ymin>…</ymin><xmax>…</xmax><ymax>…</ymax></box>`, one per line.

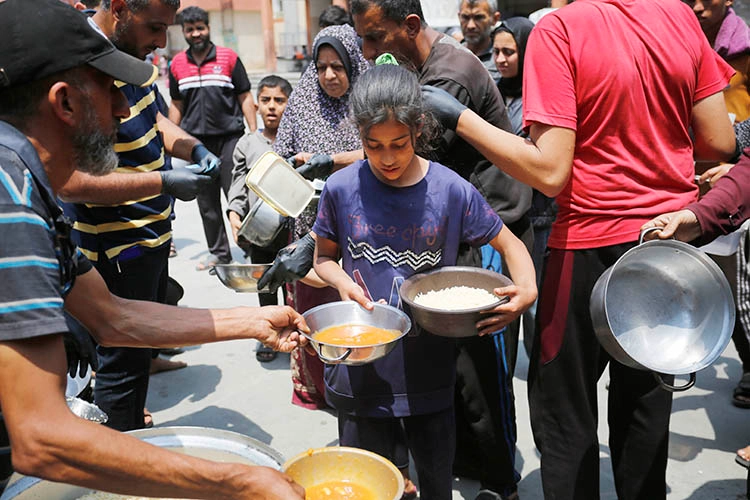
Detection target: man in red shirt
<box><xmin>169</xmin><ymin>6</ymin><xmax>257</xmax><ymax>271</ymax></box>
<box><xmin>422</xmin><ymin>0</ymin><xmax>736</xmax><ymax>497</ymax></box>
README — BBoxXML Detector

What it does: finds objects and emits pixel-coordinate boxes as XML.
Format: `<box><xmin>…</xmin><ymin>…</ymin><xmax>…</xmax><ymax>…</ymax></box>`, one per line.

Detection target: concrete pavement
<box><xmin>147</xmin><ymin>194</ymin><xmax>750</xmax><ymax>499</ymax></box>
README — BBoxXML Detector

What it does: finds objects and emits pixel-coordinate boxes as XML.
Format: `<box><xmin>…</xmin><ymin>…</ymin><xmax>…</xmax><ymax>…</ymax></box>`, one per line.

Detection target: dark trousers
<box><xmin>196</xmin><ymin>134</ymin><xmax>242</xmax><ymax>263</ymax></box>
<box><xmin>529</xmin><ymin>245</ymin><xmax>673</xmax><ymax>500</ymax></box>
<box><xmin>338</xmin><ymin>407</ymin><xmax>456</xmax><ymax>500</ymax></box>
<box><xmin>93</xmin><ymin>245</ymin><xmax>169</xmax><ymax>431</ymax></box>
<box><xmin>248</xmin><ymin>227</ymin><xmax>289</xmax><ymax>307</ymax></box>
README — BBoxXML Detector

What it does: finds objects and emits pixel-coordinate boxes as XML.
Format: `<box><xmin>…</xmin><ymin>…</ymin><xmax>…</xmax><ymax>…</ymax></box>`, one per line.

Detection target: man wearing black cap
<box><xmin>0</xmin><ymin>1</ymin><xmax>306</xmax><ymax>497</ymax></box>
<box><xmin>57</xmin><ymin>0</ymin><xmax>225</xmax><ymax>433</ymax></box>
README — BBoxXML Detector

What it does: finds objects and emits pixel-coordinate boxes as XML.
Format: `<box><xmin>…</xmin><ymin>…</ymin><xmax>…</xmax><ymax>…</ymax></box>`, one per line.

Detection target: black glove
<box><xmin>296</xmin><ymin>154</ymin><xmax>334</xmax><ymax>180</ymax></box>
<box><xmin>257</xmin><ymin>233</ymin><xmax>316</xmax><ymax>293</ymax></box>
<box><xmin>191</xmin><ymin>144</ymin><xmax>221</xmax><ymax>178</ymax></box>
<box><xmin>161</xmin><ymin>168</ymin><xmax>215</xmax><ymax>201</ymax></box>
<box><xmin>420</xmin><ymin>85</ymin><xmax>467</xmax><ymax>131</ymax></box>
<box><xmin>63</xmin><ymin>314</ymin><xmax>98</xmax><ymax>379</ymax></box>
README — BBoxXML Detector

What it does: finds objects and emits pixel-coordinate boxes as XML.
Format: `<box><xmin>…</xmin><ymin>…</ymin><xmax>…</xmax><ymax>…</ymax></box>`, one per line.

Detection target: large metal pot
<box><xmin>302</xmin><ymin>302</ymin><xmax>411</xmax><ymax>365</ymax></box>
<box><xmin>0</xmin><ymin>426</ymin><xmax>283</xmax><ymax>499</ymax></box>
<box><xmin>590</xmin><ymin>228</ymin><xmax>735</xmax><ymax>392</ymax></box>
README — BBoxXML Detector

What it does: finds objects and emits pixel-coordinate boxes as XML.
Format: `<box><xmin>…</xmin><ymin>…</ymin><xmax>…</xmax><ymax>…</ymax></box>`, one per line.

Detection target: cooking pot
<box><xmin>237</xmin><ymin>198</ymin><xmax>288</xmax><ymax>247</ymax></box>
<box><xmin>0</xmin><ymin>426</ymin><xmax>283</xmax><ymax>499</ymax></box>
<box><xmin>590</xmin><ymin>228</ymin><xmax>735</xmax><ymax>392</ymax></box>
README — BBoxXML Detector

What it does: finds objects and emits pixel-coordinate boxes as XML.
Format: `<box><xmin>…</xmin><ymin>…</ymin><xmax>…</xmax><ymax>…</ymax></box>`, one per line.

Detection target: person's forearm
<box><xmin>332</xmin><ymin>149</ymin><xmax>364</xmax><ymax>171</ymax></box>
<box><xmin>167</xmin><ymin>102</ymin><xmax>183</xmax><ymax>125</ymax></box>
<box><xmin>58</xmin><ymin>170</ymin><xmax>162</xmax><ymax>204</ymax></box>
<box><xmin>65</xmin><ymin>270</ymin><xmax>306</xmax><ymax>349</ymax></box>
<box><xmin>156</xmin><ymin>111</ymin><xmax>201</xmax><ymax>162</ymax></box>
<box><xmin>314</xmin><ymin>256</ymin><xmax>351</xmax><ymax>291</ymax></box>
<box><xmin>456</xmin><ymin>110</ymin><xmax>575</xmax><ymax>197</ymax></box>
<box><xmin>240</xmin><ymin>95</ymin><xmax>258</xmax><ymax>132</ymax></box>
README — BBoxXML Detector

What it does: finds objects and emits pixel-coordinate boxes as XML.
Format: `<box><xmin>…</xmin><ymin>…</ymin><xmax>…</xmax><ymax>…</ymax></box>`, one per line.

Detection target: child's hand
<box><xmin>337</xmin><ymin>281</ymin><xmax>375</xmax><ymax>310</ymax></box>
<box><xmin>475</xmin><ymin>284</ymin><xmax>537</xmax><ymax>336</ymax></box>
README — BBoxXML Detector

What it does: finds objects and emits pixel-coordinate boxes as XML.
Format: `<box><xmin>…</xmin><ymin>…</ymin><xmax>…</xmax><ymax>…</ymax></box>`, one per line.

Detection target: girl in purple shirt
<box><xmin>312</xmin><ymin>64</ymin><xmax>537</xmax><ymax>499</ymax></box>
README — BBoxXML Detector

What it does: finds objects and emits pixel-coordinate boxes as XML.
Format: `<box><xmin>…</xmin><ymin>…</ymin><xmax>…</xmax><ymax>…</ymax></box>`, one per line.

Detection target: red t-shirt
<box><xmin>523</xmin><ymin>0</ymin><xmax>735</xmax><ymax>249</ymax></box>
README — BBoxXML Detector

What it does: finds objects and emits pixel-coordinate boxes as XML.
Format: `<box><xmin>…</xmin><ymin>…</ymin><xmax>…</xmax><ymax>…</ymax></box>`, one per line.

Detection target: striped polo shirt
<box><xmin>0</xmin><ymin>121</ymin><xmax>92</xmax><ymax>340</ymax></box>
<box><xmin>61</xmin><ymin>82</ymin><xmax>173</xmax><ymax>263</ymax></box>
<box><xmin>169</xmin><ymin>43</ymin><xmax>251</xmax><ymax>137</ymax></box>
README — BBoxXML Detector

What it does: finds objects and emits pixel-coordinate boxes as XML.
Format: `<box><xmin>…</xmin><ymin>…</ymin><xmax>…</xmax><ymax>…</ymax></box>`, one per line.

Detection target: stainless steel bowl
<box><xmin>210</xmin><ymin>263</ymin><xmax>271</xmax><ymax>293</ymax></box>
<box><xmin>237</xmin><ymin>198</ymin><xmax>287</xmax><ymax>247</ymax></box>
<box><xmin>399</xmin><ymin>266</ymin><xmax>512</xmax><ymax>338</ymax></box>
<box><xmin>302</xmin><ymin>302</ymin><xmax>411</xmax><ymax>365</ymax></box>
<box><xmin>283</xmin><ymin>446</ymin><xmax>404</xmax><ymax>500</ymax></box>
<box><xmin>1</xmin><ymin>426</ymin><xmax>284</xmax><ymax>499</ymax></box>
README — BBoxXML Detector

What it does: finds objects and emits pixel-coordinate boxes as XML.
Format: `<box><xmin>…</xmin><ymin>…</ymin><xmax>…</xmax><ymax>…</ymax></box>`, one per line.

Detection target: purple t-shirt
<box><xmin>312</xmin><ymin>160</ymin><xmax>503</xmax><ymax>417</ymax></box>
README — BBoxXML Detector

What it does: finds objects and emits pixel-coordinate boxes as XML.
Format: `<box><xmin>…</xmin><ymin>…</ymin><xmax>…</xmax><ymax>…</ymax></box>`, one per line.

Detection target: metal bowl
<box><xmin>210</xmin><ymin>263</ymin><xmax>271</xmax><ymax>293</ymax></box>
<box><xmin>399</xmin><ymin>266</ymin><xmax>512</xmax><ymax>337</ymax></box>
<box><xmin>302</xmin><ymin>302</ymin><xmax>411</xmax><ymax>365</ymax></box>
<box><xmin>283</xmin><ymin>446</ymin><xmax>404</xmax><ymax>500</ymax></box>
<box><xmin>1</xmin><ymin>426</ymin><xmax>283</xmax><ymax>499</ymax></box>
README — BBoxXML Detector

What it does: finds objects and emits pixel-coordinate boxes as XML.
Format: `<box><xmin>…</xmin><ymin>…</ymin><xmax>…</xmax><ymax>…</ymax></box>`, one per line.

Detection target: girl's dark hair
<box><xmin>349</xmin><ymin>64</ymin><xmax>439</xmax><ymax>154</ymax></box>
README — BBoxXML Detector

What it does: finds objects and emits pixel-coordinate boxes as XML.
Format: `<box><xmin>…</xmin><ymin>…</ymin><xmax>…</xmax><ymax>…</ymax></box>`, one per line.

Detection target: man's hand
<box><xmin>191</xmin><ymin>144</ymin><xmax>221</xmax><ymax>178</ymax></box>
<box><xmin>250</xmin><ymin>306</ymin><xmax>310</xmax><ymax>352</ymax></box>
<box><xmin>257</xmin><ymin>233</ymin><xmax>316</xmax><ymax>293</ymax></box>
<box><xmin>697</xmin><ymin>163</ymin><xmax>734</xmax><ymax>188</ymax></box>
<box><xmin>239</xmin><ymin>466</ymin><xmax>305</xmax><ymax>499</ymax></box>
<box><xmin>641</xmin><ymin>210</ymin><xmax>702</xmax><ymax>243</ymax></box>
<box><xmin>296</xmin><ymin>154</ymin><xmax>334</xmax><ymax>180</ymax></box>
<box><xmin>63</xmin><ymin>314</ymin><xmax>97</xmax><ymax>378</ymax></box>
<box><xmin>421</xmin><ymin>85</ymin><xmax>467</xmax><ymax>131</ymax></box>
<box><xmin>160</xmin><ymin>168</ymin><xmax>214</xmax><ymax>201</ymax></box>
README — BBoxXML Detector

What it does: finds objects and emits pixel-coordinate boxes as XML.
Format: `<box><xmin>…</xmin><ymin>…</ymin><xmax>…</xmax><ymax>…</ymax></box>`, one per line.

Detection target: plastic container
<box><xmin>245</xmin><ymin>151</ymin><xmax>315</xmax><ymax>218</ymax></box>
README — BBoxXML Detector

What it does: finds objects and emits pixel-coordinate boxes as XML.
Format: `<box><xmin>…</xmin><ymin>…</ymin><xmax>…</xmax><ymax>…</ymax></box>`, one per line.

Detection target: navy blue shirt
<box><xmin>313</xmin><ymin>160</ymin><xmax>503</xmax><ymax>417</ymax></box>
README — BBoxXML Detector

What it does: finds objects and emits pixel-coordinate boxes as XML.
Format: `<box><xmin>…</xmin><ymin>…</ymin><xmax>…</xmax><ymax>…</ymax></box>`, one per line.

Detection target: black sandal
<box><xmin>732</xmin><ymin>372</ymin><xmax>750</xmax><ymax>408</ymax></box>
<box><xmin>255</xmin><ymin>344</ymin><xmax>277</xmax><ymax>363</ymax></box>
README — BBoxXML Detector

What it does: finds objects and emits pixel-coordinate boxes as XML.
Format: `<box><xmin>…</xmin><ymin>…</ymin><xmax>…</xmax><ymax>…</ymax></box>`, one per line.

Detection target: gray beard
<box><xmin>73</xmin><ymin>108</ymin><xmax>119</xmax><ymax>176</ymax></box>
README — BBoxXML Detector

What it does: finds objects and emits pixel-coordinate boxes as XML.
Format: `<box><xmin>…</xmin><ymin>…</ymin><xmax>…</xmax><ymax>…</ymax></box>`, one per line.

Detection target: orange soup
<box><xmin>306</xmin><ymin>481</ymin><xmax>376</xmax><ymax>500</ymax></box>
<box><xmin>314</xmin><ymin>324</ymin><xmax>400</xmax><ymax>346</ymax></box>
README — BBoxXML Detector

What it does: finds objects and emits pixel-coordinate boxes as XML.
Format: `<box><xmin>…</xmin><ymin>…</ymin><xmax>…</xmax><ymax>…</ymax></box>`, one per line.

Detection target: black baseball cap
<box><xmin>0</xmin><ymin>0</ymin><xmax>158</xmax><ymax>89</ymax></box>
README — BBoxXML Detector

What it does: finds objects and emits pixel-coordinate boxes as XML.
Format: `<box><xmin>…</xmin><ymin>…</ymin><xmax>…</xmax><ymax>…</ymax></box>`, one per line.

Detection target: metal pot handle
<box><xmin>316</xmin><ymin>345</ymin><xmax>352</xmax><ymax>364</ymax></box>
<box><xmin>653</xmin><ymin>372</ymin><xmax>696</xmax><ymax>392</ymax></box>
<box><xmin>639</xmin><ymin>227</ymin><xmax>669</xmax><ymax>245</ymax></box>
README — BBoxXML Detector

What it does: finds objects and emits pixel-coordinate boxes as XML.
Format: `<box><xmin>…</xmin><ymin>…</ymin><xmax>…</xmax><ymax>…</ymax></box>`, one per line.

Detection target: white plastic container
<box><xmin>245</xmin><ymin>151</ymin><xmax>315</xmax><ymax>218</ymax></box>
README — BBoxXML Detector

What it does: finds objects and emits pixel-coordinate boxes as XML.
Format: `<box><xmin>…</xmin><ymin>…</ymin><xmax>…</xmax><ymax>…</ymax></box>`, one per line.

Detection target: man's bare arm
<box><xmin>0</xmin><ymin>334</ymin><xmax>304</xmax><ymax>499</ymax></box>
<box><xmin>238</xmin><ymin>91</ymin><xmax>258</xmax><ymax>132</ymax></box>
<box><xmin>168</xmin><ymin>99</ymin><xmax>184</xmax><ymax>126</ymax></box>
<box><xmin>57</xmin><ymin>170</ymin><xmax>163</xmax><ymax>204</ymax></box>
<box><xmin>156</xmin><ymin>111</ymin><xmax>201</xmax><ymax>162</ymax></box>
<box><xmin>64</xmin><ymin>268</ymin><xmax>308</xmax><ymax>351</ymax></box>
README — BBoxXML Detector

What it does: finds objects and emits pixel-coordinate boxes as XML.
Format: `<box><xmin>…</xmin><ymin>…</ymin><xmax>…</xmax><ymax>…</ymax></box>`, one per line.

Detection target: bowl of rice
<box><xmin>399</xmin><ymin>266</ymin><xmax>512</xmax><ymax>337</ymax></box>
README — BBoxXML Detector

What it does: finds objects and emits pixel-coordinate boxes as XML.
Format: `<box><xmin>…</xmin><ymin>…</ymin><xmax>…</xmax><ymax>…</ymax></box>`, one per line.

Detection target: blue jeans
<box><xmin>93</xmin><ymin>245</ymin><xmax>169</xmax><ymax>431</ymax></box>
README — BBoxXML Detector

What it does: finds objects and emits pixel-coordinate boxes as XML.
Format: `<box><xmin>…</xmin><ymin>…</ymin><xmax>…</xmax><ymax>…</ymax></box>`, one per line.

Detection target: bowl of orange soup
<box><xmin>301</xmin><ymin>302</ymin><xmax>411</xmax><ymax>365</ymax></box>
<box><xmin>283</xmin><ymin>446</ymin><xmax>404</xmax><ymax>500</ymax></box>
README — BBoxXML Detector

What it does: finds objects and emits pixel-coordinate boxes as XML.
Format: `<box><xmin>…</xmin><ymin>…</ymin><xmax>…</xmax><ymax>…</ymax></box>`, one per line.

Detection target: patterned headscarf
<box><xmin>273</xmin><ymin>24</ymin><xmax>371</xmax><ymax>158</ymax></box>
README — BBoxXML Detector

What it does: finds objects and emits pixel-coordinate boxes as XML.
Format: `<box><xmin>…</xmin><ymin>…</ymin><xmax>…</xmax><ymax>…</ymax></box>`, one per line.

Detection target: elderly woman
<box><xmin>273</xmin><ymin>24</ymin><xmax>370</xmax><ymax>411</ymax></box>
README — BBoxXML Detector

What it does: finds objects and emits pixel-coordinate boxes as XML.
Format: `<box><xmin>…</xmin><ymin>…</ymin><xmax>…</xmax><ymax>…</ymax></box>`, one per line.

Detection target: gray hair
<box><xmin>350</xmin><ymin>64</ymin><xmax>439</xmax><ymax>155</ymax></box>
<box><xmin>100</xmin><ymin>0</ymin><xmax>180</xmax><ymax>12</ymax></box>
<box><xmin>457</xmin><ymin>0</ymin><xmax>498</xmax><ymax>13</ymax></box>
<box><xmin>350</xmin><ymin>0</ymin><xmax>425</xmax><ymax>23</ymax></box>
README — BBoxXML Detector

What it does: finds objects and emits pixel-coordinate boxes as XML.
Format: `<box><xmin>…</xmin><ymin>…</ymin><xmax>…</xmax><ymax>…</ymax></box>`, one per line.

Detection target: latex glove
<box><xmin>160</xmin><ymin>167</ymin><xmax>214</xmax><ymax>201</ymax></box>
<box><xmin>257</xmin><ymin>233</ymin><xmax>316</xmax><ymax>293</ymax></box>
<box><xmin>191</xmin><ymin>144</ymin><xmax>221</xmax><ymax>180</ymax></box>
<box><xmin>296</xmin><ymin>153</ymin><xmax>334</xmax><ymax>180</ymax></box>
<box><xmin>421</xmin><ymin>85</ymin><xmax>467</xmax><ymax>131</ymax></box>
<box><xmin>63</xmin><ymin>314</ymin><xmax>98</xmax><ymax>378</ymax></box>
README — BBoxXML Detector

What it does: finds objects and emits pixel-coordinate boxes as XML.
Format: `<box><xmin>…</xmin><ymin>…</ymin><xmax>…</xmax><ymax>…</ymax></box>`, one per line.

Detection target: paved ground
<box><xmin>144</xmin><ymin>193</ymin><xmax>750</xmax><ymax>500</ymax></box>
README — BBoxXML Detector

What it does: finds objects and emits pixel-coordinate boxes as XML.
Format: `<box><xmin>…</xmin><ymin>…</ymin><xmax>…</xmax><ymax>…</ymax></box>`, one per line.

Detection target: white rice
<box><xmin>413</xmin><ymin>286</ymin><xmax>499</xmax><ymax>310</ymax></box>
